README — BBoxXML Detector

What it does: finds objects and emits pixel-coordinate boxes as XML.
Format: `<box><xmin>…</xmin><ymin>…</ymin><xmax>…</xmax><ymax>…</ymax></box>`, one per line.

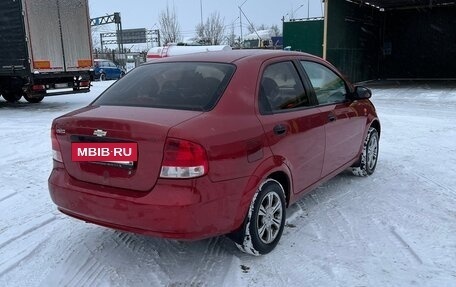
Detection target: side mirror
<box><xmin>353</xmin><ymin>86</ymin><xmax>372</xmax><ymax>100</ymax></box>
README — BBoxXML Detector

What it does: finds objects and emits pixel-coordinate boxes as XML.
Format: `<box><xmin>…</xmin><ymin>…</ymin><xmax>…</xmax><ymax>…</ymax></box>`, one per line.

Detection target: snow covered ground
<box><xmin>0</xmin><ymin>80</ymin><xmax>455</xmax><ymax>287</ymax></box>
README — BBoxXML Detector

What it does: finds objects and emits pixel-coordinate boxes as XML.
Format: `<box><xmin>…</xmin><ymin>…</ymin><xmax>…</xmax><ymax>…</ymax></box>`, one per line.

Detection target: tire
<box><xmin>1</xmin><ymin>90</ymin><xmax>22</xmax><ymax>103</ymax></box>
<box><xmin>23</xmin><ymin>93</ymin><xmax>44</xmax><ymax>103</ymax></box>
<box><xmin>234</xmin><ymin>179</ymin><xmax>286</xmax><ymax>255</ymax></box>
<box><xmin>119</xmin><ymin>72</ymin><xmax>125</xmax><ymax>79</ymax></box>
<box><xmin>352</xmin><ymin>127</ymin><xmax>379</xmax><ymax>176</ymax></box>
<box><xmin>99</xmin><ymin>73</ymin><xmax>106</xmax><ymax>81</ymax></box>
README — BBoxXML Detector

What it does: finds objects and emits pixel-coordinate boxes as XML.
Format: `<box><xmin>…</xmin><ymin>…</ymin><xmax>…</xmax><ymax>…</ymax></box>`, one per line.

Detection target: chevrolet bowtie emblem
<box><xmin>93</xmin><ymin>129</ymin><xmax>107</xmax><ymax>137</ymax></box>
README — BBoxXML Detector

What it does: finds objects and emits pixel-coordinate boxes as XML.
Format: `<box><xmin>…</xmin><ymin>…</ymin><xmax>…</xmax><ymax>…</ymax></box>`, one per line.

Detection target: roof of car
<box><xmin>143</xmin><ymin>49</ymin><xmax>318</xmax><ymax>65</ymax></box>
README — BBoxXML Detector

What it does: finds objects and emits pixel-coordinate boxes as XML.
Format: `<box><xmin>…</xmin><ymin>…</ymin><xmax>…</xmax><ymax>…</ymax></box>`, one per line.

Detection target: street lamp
<box><xmin>284</xmin><ymin>0</ymin><xmax>310</xmax><ymax>21</ymax></box>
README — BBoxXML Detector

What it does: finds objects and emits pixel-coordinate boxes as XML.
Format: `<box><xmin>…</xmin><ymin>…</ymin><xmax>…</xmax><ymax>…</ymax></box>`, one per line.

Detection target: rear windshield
<box><xmin>92</xmin><ymin>62</ymin><xmax>235</xmax><ymax>111</ymax></box>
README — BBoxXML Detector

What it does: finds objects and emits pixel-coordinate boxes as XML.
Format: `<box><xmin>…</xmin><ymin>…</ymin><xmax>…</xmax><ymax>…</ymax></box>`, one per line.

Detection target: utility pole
<box><xmin>200</xmin><ymin>0</ymin><xmax>203</xmax><ymax>26</ymax></box>
<box><xmin>239</xmin><ymin>0</ymin><xmax>248</xmax><ymax>49</ymax></box>
<box><xmin>307</xmin><ymin>0</ymin><xmax>310</xmax><ymax>18</ymax></box>
<box><xmin>239</xmin><ymin>8</ymin><xmax>243</xmax><ymax>47</ymax></box>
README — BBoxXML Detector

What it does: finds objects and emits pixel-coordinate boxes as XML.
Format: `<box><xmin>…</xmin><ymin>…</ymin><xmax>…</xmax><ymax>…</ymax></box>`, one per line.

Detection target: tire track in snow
<box><xmin>0</xmin><ymin>191</ymin><xmax>17</xmax><ymax>203</ymax></box>
<box><xmin>0</xmin><ymin>215</ymin><xmax>57</xmax><ymax>249</ymax></box>
<box><xmin>111</xmin><ymin>230</ymin><xmax>236</xmax><ymax>286</ymax></box>
<box><xmin>189</xmin><ymin>237</ymin><xmax>227</xmax><ymax>286</ymax></box>
<box><xmin>41</xmin><ymin>231</ymin><xmax>128</xmax><ymax>287</ymax></box>
<box><xmin>107</xmin><ymin>231</ymin><xmax>171</xmax><ymax>285</ymax></box>
<box><xmin>59</xmin><ymin>252</ymin><xmax>111</xmax><ymax>287</ymax></box>
<box><xmin>40</xmin><ymin>244</ymin><xmax>110</xmax><ymax>287</ymax></box>
<box><xmin>390</xmin><ymin>226</ymin><xmax>423</xmax><ymax>265</ymax></box>
<box><xmin>0</xmin><ymin>240</ymin><xmax>47</xmax><ymax>277</ymax></box>
<box><xmin>324</xmin><ymin>203</ymin><xmax>352</xmax><ymax>241</ymax></box>
<box><xmin>411</xmin><ymin>171</ymin><xmax>456</xmax><ymax>196</ymax></box>
<box><xmin>0</xmin><ymin>217</ymin><xmax>59</xmax><ymax>277</ymax></box>
<box><xmin>330</xmin><ymin>206</ymin><xmax>375</xmax><ymax>254</ymax></box>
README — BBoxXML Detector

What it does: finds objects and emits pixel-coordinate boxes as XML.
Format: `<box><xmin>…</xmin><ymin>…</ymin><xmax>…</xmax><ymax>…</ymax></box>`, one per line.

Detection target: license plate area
<box><xmin>55</xmin><ymin>83</ymin><xmax>70</xmax><ymax>89</ymax></box>
<box><xmin>71</xmin><ymin>142</ymin><xmax>138</xmax><ymax>165</ymax></box>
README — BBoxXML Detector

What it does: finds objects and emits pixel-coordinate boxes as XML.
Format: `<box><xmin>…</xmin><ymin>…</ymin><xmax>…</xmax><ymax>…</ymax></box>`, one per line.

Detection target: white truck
<box><xmin>0</xmin><ymin>0</ymin><xmax>93</xmax><ymax>103</ymax></box>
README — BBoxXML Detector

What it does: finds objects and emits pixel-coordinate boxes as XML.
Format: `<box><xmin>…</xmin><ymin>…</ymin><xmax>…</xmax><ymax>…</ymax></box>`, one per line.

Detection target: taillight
<box><xmin>51</xmin><ymin>126</ymin><xmax>63</xmax><ymax>162</ymax></box>
<box><xmin>80</xmin><ymin>81</ymin><xmax>90</xmax><ymax>87</ymax></box>
<box><xmin>160</xmin><ymin>138</ymin><xmax>208</xmax><ymax>179</ymax></box>
<box><xmin>32</xmin><ymin>84</ymin><xmax>45</xmax><ymax>91</ymax></box>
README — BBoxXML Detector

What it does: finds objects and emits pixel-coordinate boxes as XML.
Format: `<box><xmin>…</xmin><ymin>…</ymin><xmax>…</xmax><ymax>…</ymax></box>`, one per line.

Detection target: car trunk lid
<box><xmin>53</xmin><ymin>105</ymin><xmax>202</xmax><ymax>191</ymax></box>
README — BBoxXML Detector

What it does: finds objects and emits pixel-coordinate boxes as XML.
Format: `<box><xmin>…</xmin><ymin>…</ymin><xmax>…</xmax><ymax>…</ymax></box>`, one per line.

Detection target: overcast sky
<box><xmin>89</xmin><ymin>0</ymin><xmax>324</xmax><ymax>40</ymax></box>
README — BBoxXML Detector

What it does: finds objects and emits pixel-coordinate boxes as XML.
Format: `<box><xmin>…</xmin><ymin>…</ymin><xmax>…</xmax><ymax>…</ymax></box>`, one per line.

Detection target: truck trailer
<box><xmin>0</xmin><ymin>0</ymin><xmax>93</xmax><ymax>103</ymax></box>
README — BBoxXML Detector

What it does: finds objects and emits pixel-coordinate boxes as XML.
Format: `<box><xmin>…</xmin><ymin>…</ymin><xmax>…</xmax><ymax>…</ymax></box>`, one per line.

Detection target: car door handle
<box><xmin>273</xmin><ymin>124</ymin><xmax>287</xmax><ymax>136</ymax></box>
<box><xmin>328</xmin><ymin>113</ymin><xmax>337</xmax><ymax>122</ymax></box>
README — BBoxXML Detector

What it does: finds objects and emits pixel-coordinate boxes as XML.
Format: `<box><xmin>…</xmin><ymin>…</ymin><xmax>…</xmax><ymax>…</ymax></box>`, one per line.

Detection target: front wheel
<box><xmin>352</xmin><ymin>127</ymin><xmax>379</xmax><ymax>176</ymax></box>
<box><xmin>233</xmin><ymin>179</ymin><xmax>286</xmax><ymax>255</ymax></box>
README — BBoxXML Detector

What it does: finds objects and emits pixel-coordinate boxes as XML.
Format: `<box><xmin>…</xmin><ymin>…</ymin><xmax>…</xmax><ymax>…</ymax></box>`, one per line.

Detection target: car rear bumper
<box><xmin>48</xmin><ymin>166</ymin><xmax>255</xmax><ymax>240</ymax></box>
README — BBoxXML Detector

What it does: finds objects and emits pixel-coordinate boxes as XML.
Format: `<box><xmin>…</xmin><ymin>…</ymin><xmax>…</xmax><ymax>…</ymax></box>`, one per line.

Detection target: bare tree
<box><xmin>270</xmin><ymin>24</ymin><xmax>282</xmax><ymax>36</ymax></box>
<box><xmin>226</xmin><ymin>24</ymin><xmax>237</xmax><ymax>47</ymax></box>
<box><xmin>195</xmin><ymin>12</ymin><xmax>225</xmax><ymax>45</ymax></box>
<box><xmin>195</xmin><ymin>23</ymin><xmax>209</xmax><ymax>45</ymax></box>
<box><xmin>159</xmin><ymin>5</ymin><xmax>182</xmax><ymax>45</ymax></box>
<box><xmin>257</xmin><ymin>24</ymin><xmax>267</xmax><ymax>31</ymax></box>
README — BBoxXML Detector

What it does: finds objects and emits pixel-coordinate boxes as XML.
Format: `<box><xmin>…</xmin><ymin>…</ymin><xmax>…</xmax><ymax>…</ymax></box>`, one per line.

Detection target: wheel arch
<box><xmin>370</xmin><ymin>119</ymin><xmax>381</xmax><ymax>138</ymax></box>
<box><xmin>267</xmin><ymin>171</ymin><xmax>291</xmax><ymax>207</ymax></box>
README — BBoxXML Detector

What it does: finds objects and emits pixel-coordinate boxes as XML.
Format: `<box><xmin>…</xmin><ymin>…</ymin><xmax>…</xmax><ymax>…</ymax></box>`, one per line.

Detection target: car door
<box><xmin>257</xmin><ymin>59</ymin><xmax>327</xmax><ymax>194</ymax></box>
<box><xmin>107</xmin><ymin>61</ymin><xmax>121</xmax><ymax>79</ymax></box>
<box><xmin>300</xmin><ymin>60</ymin><xmax>365</xmax><ymax>177</ymax></box>
<box><xmin>100</xmin><ymin>61</ymin><xmax>111</xmax><ymax>79</ymax></box>
<box><xmin>103</xmin><ymin>61</ymin><xmax>114</xmax><ymax>79</ymax></box>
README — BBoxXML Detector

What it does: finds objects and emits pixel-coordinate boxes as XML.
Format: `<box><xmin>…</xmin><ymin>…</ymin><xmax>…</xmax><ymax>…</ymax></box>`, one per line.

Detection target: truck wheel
<box><xmin>2</xmin><ymin>90</ymin><xmax>22</xmax><ymax>103</ymax></box>
<box><xmin>23</xmin><ymin>93</ymin><xmax>44</xmax><ymax>103</ymax></box>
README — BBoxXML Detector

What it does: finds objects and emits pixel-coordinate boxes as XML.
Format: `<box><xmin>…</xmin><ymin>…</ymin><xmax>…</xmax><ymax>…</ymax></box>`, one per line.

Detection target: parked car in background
<box><xmin>93</xmin><ymin>59</ymin><xmax>125</xmax><ymax>81</ymax></box>
<box><xmin>49</xmin><ymin>50</ymin><xmax>380</xmax><ymax>255</ymax></box>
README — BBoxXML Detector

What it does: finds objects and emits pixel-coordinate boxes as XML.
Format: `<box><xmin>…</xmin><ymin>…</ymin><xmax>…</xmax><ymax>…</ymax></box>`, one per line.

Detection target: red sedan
<box><xmin>49</xmin><ymin>50</ymin><xmax>380</xmax><ymax>255</ymax></box>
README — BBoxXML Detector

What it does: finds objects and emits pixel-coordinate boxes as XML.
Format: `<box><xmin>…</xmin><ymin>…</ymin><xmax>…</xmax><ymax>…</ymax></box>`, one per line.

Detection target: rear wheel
<box><xmin>23</xmin><ymin>93</ymin><xmax>44</xmax><ymax>103</ymax></box>
<box><xmin>1</xmin><ymin>90</ymin><xmax>22</xmax><ymax>103</ymax></box>
<box><xmin>352</xmin><ymin>127</ymin><xmax>379</xmax><ymax>176</ymax></box>
<box><xmin>233</xmin><ymin>179</ymin><xmax>286</xmax><ymax>255</ymax></box>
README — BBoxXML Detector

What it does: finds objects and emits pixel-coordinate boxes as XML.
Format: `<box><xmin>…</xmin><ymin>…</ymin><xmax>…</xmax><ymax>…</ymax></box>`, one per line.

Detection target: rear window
<box><xmin>92</xmin><ymin>62</ymin><xmax>235</xmax><ymax>111</ymax></box>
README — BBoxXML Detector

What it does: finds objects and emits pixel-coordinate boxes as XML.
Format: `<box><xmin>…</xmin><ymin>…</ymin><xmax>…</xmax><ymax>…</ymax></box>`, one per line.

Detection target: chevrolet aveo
<box><xmin>49</xmin><ymin>50</ymin><xmax>380</xmax><ymax>255</ymax></box>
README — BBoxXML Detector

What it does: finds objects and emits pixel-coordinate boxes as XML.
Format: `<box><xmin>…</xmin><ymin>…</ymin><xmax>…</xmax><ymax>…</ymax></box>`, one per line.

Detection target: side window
<box><xmin>301</xmin><ymin>61</ymin><xmax>347</xmax><ymax>105</ymax></box>
<box><xmin>259</xmin><ymin>61</ymin><xmax>310</xmax><ymax>114</ymax></box>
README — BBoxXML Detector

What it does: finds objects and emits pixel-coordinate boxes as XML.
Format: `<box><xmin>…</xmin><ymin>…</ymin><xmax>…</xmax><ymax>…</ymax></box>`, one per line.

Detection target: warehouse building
<box><xmin>284</xmin><ymin>0</ymin><xmax>456</xmax><ymax>82</ymax></box>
